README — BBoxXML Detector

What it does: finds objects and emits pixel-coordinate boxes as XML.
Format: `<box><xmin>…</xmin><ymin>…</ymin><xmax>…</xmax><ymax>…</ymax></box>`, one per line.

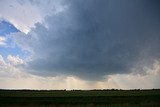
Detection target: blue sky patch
<box><xmin>0</xmin><ymin>20</ymin><xmax>27</xmax><ymax>59</ymax></box>
<box><xmin>0</xmin><ymin>20</ymin><xmax>19</xmax><ymax>36</ymax></box>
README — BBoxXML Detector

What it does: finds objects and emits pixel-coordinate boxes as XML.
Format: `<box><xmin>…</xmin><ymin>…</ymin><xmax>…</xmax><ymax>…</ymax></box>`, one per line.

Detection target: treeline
<box><xmin>0</xmin><ymin>89</ymin><xmax>160</xmax><ymax>91</ymax></box>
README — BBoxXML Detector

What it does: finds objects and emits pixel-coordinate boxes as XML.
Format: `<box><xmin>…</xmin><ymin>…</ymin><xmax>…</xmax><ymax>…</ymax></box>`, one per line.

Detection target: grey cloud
<box><xmin>13</xmin><ymin>0</ymin><xmax>160</xmax><ymax>80</ymax></box>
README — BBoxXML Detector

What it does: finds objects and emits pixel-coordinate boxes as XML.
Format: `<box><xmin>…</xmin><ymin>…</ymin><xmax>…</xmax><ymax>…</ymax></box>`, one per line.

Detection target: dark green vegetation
<box><xmin>0</xmin><ymin>89</ymin><xmax>160</xmax><ymax>107</ymax></box>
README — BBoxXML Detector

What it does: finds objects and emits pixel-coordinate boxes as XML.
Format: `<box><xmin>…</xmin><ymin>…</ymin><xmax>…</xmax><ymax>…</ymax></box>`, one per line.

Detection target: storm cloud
<box><xmin>13</xmin><ymin>0</ymin><xmax>160</xmax><ymax>80</ymax></box>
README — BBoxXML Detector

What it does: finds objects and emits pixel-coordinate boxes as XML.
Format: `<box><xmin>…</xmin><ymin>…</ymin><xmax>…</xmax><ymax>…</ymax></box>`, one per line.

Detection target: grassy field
<box><xmin>0</xmin><ymin>89</ymin><xmax>160</xmax><ymax>107</ymax></box>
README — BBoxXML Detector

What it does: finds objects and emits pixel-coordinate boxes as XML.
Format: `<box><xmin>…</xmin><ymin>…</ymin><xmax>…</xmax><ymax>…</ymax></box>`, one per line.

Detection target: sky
<box><xmin>0</xmin><ymin>0</ymin><xmax>160</xmax><ymax>90</ymax></box>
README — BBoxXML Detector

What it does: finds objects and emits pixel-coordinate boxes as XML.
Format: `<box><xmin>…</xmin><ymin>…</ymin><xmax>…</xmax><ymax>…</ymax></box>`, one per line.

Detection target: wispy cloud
<box><xmin>7</xmin><ymin>55</ymin><xmax>24</xmax><ymax>65</ymax></box>
<box><xmin>0</xmin><ymin>36</ymin><xmax>6</xmax><ymax>46</ymax></box>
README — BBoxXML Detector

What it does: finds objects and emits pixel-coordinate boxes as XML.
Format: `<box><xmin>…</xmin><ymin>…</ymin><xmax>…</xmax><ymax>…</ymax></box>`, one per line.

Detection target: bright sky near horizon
<box><xmin>0</xmin><ymin>0</ymin><xmax>160</xmax><ymax>90</ymax></box>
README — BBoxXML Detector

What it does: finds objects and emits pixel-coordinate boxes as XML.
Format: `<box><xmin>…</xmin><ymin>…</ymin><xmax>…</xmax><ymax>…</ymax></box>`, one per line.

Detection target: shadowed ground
<box><xmin>0</xmin><ymin>89</ymin><xmax>160</xmax><ymax>107</ymax></box>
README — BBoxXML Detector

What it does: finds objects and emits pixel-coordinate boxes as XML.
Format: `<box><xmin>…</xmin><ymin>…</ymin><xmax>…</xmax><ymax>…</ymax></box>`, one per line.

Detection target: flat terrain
<box><xmin>0</xmin><ymin>89</ymin><xmax>160</xmax><ymax>107</ymax></box>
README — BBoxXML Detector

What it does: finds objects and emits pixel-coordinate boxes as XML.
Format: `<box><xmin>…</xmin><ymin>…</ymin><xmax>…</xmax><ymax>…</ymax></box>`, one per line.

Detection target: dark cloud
<box><xmin>14</xmin><ymin>0</ymin><xmax>160</xmax><ymax>80</ymax></box>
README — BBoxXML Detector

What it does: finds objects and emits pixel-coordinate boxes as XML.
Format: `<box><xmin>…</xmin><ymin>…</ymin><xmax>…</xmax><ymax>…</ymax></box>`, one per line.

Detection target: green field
<box><xmin>0</xmin><ymin>89</ymin><xmax>160</xmax><ymax>107</ymax></box>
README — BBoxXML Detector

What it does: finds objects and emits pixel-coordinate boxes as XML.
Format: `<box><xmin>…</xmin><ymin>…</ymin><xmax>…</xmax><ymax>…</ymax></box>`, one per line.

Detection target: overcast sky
<box><xmin>0</xmin><ymin>0</ymin><xmax>160</xmax><ymax>90</ymax></box>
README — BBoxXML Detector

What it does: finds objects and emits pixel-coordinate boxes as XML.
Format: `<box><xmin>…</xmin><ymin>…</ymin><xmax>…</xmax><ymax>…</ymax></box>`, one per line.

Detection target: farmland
<box><xmin>0</xmin><ymin>89</ymin><xmax>160</xmax><ymax>107</ymax></box>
